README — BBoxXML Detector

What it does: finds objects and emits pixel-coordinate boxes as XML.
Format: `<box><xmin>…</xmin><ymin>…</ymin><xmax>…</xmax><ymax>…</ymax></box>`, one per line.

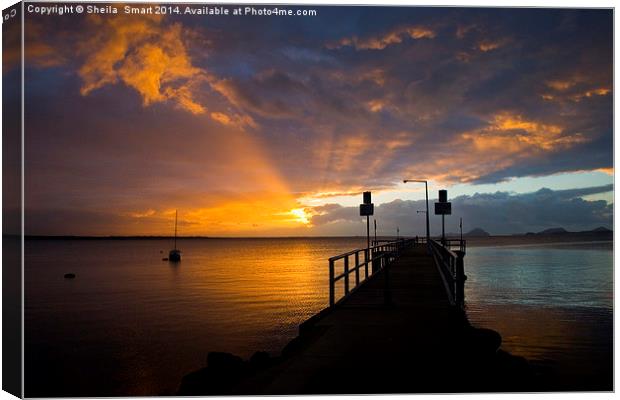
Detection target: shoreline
<box><xmin>21</xmin><ymin>232</ymin><xmax>613</xmax><ymax>243</ymax></box>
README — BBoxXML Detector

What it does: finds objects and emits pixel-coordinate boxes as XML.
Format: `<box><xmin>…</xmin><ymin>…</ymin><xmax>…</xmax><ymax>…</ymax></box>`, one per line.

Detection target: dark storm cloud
<box><xmin>309</xmin><ymin>185</ymin><xmax>613</xmax><ymax>236</ymax></box>
<box><xmin>185</xmin><ymin>7</ymin><xmax>612</xmax><ymax>187</ymax></box>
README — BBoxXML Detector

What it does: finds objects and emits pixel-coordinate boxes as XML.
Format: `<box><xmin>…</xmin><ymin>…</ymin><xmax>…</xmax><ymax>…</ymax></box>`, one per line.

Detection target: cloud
<box><xmin>328</xmin><ymin>25</ymin><xmax>435</xmax><ymax>50</ymax></box>
<box><xmin>307</xmin><ymin>185</ymin><xmax>613</xmax><ymax>236</ymax></box>
<box><xmin>78</xmin><ymin>15</ymin><xmax>206</xmax><ymax>115</ymax></box>
<box><xmin>22</xmin><ymin>8</ymin><xmax>613</xmax><ymax>235</ymax></box>
<box><xmin>461</xmin><ymin>112</ymin><xmax>584</xmax><ymax>154</ymax></box>
<box><xmin>211</xmin><ymin>69</ymin><xmax>312</xmax><ymax>118</ymax></box>
<box><xmin>541</xmin><ymin>76</ymin><xmax>611</xmax><ymax>103</ymax></box>
<box><xmin>546</xmin><ymin>79</ymin><xmax>576</xmax><ymax>91</ymax></box>
<box><xmin>5</xmin><ymin>19</ymin><xmax>65</xmax><ymax>72</ymax></box>
<box><xmin>456</xmin><ymin>24</ymin><xmax>478</xmax><ymax>39</ymax></box>
<box><xmin>477</xmin><ymin>40</ymin><xmax>502</xmax><ymax>52</ymax></box>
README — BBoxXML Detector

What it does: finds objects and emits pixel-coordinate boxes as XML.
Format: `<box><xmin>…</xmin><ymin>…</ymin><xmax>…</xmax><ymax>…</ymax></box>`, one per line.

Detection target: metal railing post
<box><xmin>355</xmin><ymin>251</ymin><xmax>360</xmax><ymax>286</ymax></box>
<box><xmin>344</xmin><ymin>255</ymin><xmax>350</xmax><ymax>295</ymax></box>
<box><xmin>455</xmin><ymin>250</ymin><xmax>466</xmax><ymax>309</ymax></box>
<box><xmin>364</xmin><ymin>248</ymin><xmax>369</xmax><ymax>278</ymax></box>
<box><xmin>329</xmin><ymin>259</ymin><xmax>335</xmax><ymax>307</ymax></box>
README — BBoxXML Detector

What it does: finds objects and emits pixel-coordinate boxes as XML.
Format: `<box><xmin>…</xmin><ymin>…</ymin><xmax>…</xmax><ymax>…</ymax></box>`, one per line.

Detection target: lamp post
<box><xmin>403</xmin><ymin>179</ymin><xmax>430</xmax><ymax>243</ymax></box>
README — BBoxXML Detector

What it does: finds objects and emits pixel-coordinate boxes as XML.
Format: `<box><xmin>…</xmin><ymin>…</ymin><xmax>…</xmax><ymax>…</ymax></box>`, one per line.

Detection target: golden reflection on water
<box><xmin>25</xmin><ymin>238</ymin><xmax>367</xmax><ymax>396</ymax></box>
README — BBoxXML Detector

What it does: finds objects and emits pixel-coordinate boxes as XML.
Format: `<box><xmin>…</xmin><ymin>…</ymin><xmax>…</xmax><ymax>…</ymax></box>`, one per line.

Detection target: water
<box><xmin>24</xmin><ymin>237</ymin><xmax>366</xmax><ymax>396</ymax></box>
<box><xmin>464</xmin><ymin>241</ymin><xmax>613</xmax><ymax>390</ymax></box>
<box><xmin>25</xmin><ymin>239</ymin><xmax>613</xmax><ymax>396</ymax></box>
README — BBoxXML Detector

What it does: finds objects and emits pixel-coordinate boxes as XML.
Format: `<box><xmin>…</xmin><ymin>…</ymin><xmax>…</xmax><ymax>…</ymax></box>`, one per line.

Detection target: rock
<box><xmin>468</xmin><ymin>327</ymin><xmax>502</xmax><ymax>354</ymax></box>
<box><xmin>464</xmin><ymin>328</ymin><xmax>502</xmax><ymax>357</ymax></box>
<box><xmin>249</xmin><ymin>351</ymin><xmax>271</xmax><ymax>368</ymax></box>
<box><xmin>207</xmin><ymin>351</ymin><xmax>244</xmax><ymax>371</ymax></box>
<box><xmin>178</xmin><ymin>352</ymin><xmax>249</xmax><ymax>395</ymax></box>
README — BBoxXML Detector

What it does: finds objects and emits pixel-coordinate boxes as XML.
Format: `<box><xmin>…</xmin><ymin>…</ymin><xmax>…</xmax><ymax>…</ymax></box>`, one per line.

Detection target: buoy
<box><xmin>64</xmin><ymin>273</ymin><xmax>76</xmax><ymax>279</ymax></box>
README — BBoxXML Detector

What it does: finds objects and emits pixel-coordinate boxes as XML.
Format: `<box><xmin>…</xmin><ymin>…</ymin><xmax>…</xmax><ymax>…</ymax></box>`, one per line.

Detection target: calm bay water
<box><xmin>464</xmin><ymin>241</ymin><xmax>613</xmax><ymax>390</ymax></box>
<box><xmin>25</xmin><ymin>238</ymin><xmax>366</xmax><ymax>396</ymax></box>
<box><xmin>25</xmin><ymin>238</ymin><xmax>613</xmax><ymax>396</ymax></box>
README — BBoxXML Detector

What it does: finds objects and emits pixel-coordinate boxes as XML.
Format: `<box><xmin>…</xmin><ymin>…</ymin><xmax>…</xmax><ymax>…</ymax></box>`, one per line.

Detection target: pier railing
<box><xmin>428</xmin><ymin>239</ymin><xmax>466</xmax><ymax>308</ymax></box>
<box><xmin>443</xmin><ymin>238</ymin><xmax>466</xmax><ymax>253</ymax></box>
<box><xmin>328</xmin><ymin>238</ymin><xmax>416</xmax><ymax>307</ymax></box>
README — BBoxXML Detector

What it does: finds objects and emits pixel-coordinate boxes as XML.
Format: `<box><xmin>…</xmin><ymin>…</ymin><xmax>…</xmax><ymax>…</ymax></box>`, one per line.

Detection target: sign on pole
<box><xmin>434</xmin><ymin>189</ymin><xmax>451</xmax><ymax>215</ymax></box>
<box><xmin>360</xmin><ymin>204</ymin><xmax>374</xmax><ymax>216</ymax></box>
<box><xmin>360</xmin><ymin>191</ymin><xmax>374</xmax><ymax>216</ymax></box>
<box><xmin>434</xmin><ymin>202</ymin><xmax>451</xmax><ymax>215</ymax></box>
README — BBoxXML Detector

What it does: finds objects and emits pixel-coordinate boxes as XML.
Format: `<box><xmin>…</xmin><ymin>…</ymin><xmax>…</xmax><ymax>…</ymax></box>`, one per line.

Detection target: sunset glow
<box><xmin>290</xmin><ymin>208</ymin><xmax>311</xmax><ymax>225</ymax></box>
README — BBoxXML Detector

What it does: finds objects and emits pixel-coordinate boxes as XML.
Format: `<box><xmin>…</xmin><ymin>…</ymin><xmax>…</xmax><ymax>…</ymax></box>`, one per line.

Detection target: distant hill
<box><xmin>531</xmin><ymin>227</ymin><xmax>612</xmax><ymax>236</ymax></box>
<box><xmin>464</xmin><ymin>228</ymin><xmax>490</xmax><ymax>237</ymax></box>
<box><xmin>537</xmin><ymin>227</ymin><xmax>568</xmax><ymax>235</ymax></box>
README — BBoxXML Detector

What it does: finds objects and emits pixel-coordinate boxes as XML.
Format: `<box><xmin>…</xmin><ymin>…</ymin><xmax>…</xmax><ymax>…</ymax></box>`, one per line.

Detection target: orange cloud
<box><xmin>546</xmin><ymin>79</ymin><xmax>576</xmax><ymax>91</ymax></box>
<box><xmin>78</xmin><ymin>14</ymin><xmax>206</xmax><ymax>115</ymax></box>
<box><xmin>328</xmin><ymin>25</ymin><xmax>435</xmax><ymax>50</ymax></box>
<box><xmin>210</xmin><ymin>112</ymin><xmax>232</xmax><ymax>125</ymax></box>
<box><xmin>542</xmin><ymin>77</ymin><xmax>611</xmax><ymax>103</ymax></box>
<box><xmin>461</xmin><ymin>113</ymin><xmax>586</xmax><ymax>157</ymax></box>
<box><xmin>366</xmin><ymin>99</ymin><xmax>386</xmax><ymax>112</ymax></box>
<box><xmin>462</xmin><ymin>113</ymin><xmax>583</xmax><ymax>153</ymax></box>
<box><xmin>477</xmin><ymin>40</ymin><xmax>503</xmax><ymax>52</ymax></box>
<box><xmin>571</xmin><ymin>87</ymin><xmax>611</xmax><ymax>102</ymax></box>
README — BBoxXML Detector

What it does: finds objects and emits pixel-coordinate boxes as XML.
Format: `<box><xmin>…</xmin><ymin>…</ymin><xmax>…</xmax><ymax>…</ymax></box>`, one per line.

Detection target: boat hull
<box><xmin>169</xmin><ymin>250</ymin><xmax>181</xmax><ymax>262</ymax></box>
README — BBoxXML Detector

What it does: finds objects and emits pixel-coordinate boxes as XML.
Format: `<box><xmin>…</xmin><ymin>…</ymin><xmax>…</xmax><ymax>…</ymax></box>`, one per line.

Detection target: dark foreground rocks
<box><xmin>178</xmin><ymin>351</ymin><xmax>277</xmax><ymax>395</ymax></box>
<box><xmin>178</xmin><ymin>321</ymin><xmax>537</xmax><ymax>395</ymax></box>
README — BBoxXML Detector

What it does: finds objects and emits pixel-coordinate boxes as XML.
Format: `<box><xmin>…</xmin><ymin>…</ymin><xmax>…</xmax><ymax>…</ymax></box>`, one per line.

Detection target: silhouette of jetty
<box><xmin>179</xmin><ymin>242</ymin><xmax>535</xmax><ymax>394</ymax></box>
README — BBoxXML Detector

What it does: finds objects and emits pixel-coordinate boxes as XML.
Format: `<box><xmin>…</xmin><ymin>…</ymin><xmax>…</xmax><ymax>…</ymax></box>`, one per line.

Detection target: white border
<box><xmin>0</xmin><ymin>1</ymin><xmax>616</xmax><ymax>400</ymax></box>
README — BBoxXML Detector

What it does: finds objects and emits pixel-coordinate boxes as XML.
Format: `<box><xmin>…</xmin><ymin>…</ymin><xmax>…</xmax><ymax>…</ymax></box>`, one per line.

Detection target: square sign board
<box><xmin>360</xmin><ymin>204</ymin><xmax>374</xmax><ymax>216</ymax></box>
<box><xmin>434</xmin><ymin>202</ymin><xmax>452</xmax><ymax>215</ymax></box>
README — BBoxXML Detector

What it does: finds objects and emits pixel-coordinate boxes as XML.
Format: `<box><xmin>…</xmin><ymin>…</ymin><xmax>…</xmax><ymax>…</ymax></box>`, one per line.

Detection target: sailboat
<box><xmin>169</xmin><ymin>210</ymin><xmax>181</xmax><ymax>262</ymax></box>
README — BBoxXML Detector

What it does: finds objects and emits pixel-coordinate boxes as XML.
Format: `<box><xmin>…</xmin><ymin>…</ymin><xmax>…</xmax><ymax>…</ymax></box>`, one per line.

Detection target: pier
<box><xmin>180</xmin><ymin>239</ymin><xmax>534</xmax><ymax>395</ymax></box>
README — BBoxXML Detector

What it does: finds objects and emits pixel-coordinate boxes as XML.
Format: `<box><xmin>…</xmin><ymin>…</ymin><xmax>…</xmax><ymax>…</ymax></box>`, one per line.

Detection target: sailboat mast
<box><xmin>174</xmin><ymin>210</ymin><xmax>178</xmax><ymax>250</ymax></box>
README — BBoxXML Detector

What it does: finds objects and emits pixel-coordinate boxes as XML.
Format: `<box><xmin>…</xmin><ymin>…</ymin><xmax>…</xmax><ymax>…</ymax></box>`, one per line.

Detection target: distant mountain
<box><xmin>537</xmin><ymin>227</ymin><xmax>568</xmax><ymax>235</ymax></box>
<box><xmin>532</xmin><ymin>227</ymin><xmax>612</xmax><ymax>236</ymax></box>
<box><xmin>464</xmin><ymin>228</ymin><xmax>490</xmax><ymax>237</ymax></box>
<box><xmin>591</xmin><ymin>226</ymin><xmax>612</xmax><ymax>233</ymax></box>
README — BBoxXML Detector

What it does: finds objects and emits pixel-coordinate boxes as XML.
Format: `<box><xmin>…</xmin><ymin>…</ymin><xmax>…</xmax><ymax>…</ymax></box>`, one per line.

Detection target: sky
<box><xmin>11</xmin><ymin>5</ymin><xmax>614</xmax><ymax>236</ymax></box>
